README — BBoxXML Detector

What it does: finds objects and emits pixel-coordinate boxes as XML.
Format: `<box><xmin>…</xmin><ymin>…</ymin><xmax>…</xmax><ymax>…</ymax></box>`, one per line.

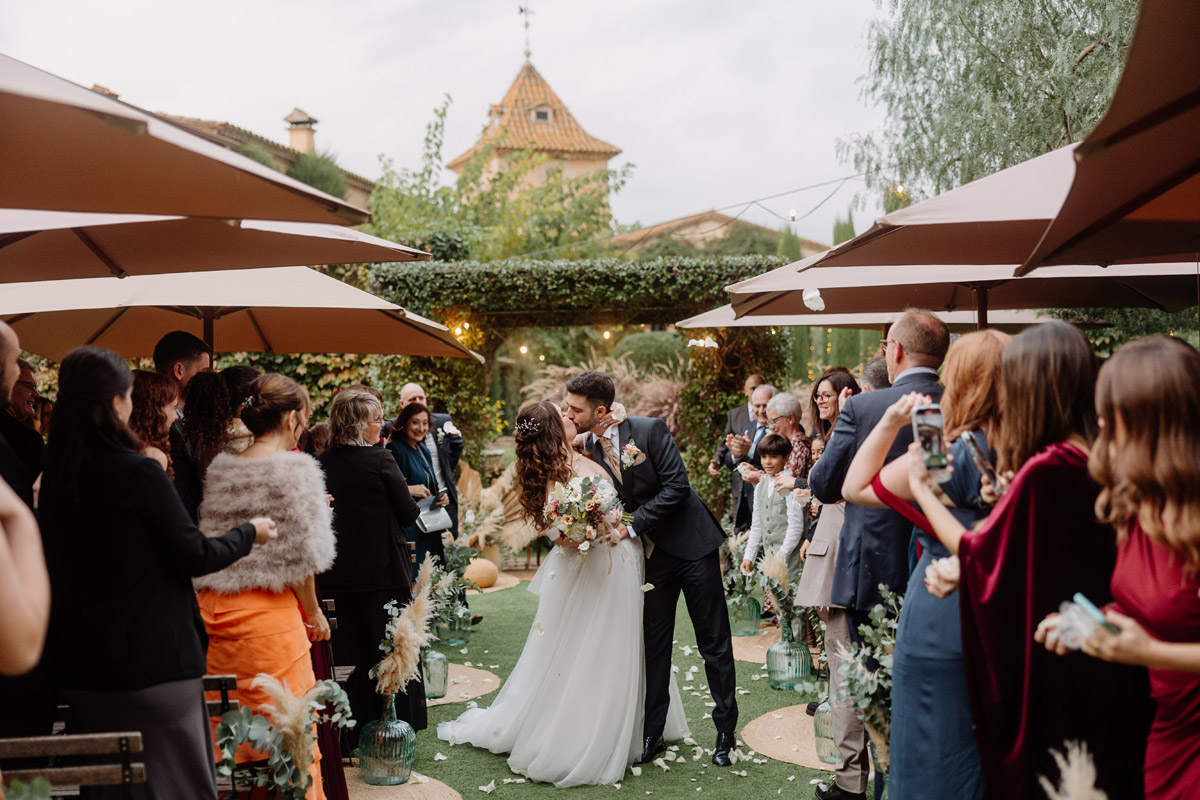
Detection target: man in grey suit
<box><xmin>808</xmin><ymin>310</ymin><xmax>949</xmax><ymax>800</ymax></box>
<box><xmin>709</xmin><ymin>376</ymin><xmax>771</xmax><ymax>531</ymax></box>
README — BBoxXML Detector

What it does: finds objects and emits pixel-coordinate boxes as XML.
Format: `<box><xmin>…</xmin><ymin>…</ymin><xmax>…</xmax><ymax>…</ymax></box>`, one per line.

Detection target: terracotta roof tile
<box><xmin>447</xmin><ymin>61</ymin><xmax>621</xmax><ymax>172</ymax></box>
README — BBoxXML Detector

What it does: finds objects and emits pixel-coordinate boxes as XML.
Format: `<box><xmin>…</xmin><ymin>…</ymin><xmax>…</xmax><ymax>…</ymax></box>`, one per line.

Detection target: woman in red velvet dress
<box><xmin>1038</xmin><ymin>335</ymin><xmax>1200</xmax><ymax>799</ymax></box>
<box><xmin>907</xmin><ymin>321</ymin><xmax>1152</xmax><ymax>800</ymax></box>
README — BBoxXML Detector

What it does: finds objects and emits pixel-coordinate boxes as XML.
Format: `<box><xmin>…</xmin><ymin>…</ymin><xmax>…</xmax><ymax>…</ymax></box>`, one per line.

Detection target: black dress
<box><xmin>317</xmin><ymin>444</ymin><xmax>424</xmax><ymax>744</ymax></box>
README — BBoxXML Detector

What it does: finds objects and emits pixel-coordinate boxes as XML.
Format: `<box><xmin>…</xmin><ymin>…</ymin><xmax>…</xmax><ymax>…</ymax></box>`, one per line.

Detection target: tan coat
<box><xmin>793</xmin><ymin>501</ymin><xmax>845</xmax><ymax>608</ymax></box>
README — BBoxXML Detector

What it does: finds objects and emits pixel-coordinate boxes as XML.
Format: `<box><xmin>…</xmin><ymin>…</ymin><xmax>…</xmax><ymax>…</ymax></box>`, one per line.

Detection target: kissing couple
<box><xmin>437</xmin><ymin>370</ymin><xmax>739</xmax><ymax>786</ymax></box>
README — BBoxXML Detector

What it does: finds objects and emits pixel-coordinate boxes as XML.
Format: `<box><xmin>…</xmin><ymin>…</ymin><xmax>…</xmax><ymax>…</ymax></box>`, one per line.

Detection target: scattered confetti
<box><xmin>502</xmin><ymin>778</ymin><xmax>527</xmax><ymax>784</ymax></box>
<box><xmin>464</xmin><ymin>661</ymin><xmax>474</xmax><ymax>667</ymax></box>
<box><xmin>479</xmin><ymin>780</ymin><xmax>495</xmax><ymax>793</ymax></box>
<box><xmin>631</xmin><ymin>767</ymin><xmax>642</xmax><ymax>777</ymax></box>
<box><xmin>434</xmin><ymin>753</ymin><xmax>448</xmax><ymax>761</ymax></box>
<box><xmin>641</xmin><ymin>583</ymin><xmax>655</xmax><ymax>592</ymax></box>
<box><xmin>737</xmin><ymin>689</ymin><xmax>751</xmax><ymax>695</ymax></box>
<box><xmin>663</xmin><ymin>751</ymin><xmax>677</xmax><ymax>762</ymax></box>
<box><xmin>489</xmin><ymin>664</ymin><xmax>500</xmax><ymax>669</ymax></box>
<box><xmin>788</xmin><ymin>775</ymin><xmax>796</xmax><ymax>781</ymax></box>
<box><xmin>533</xmin><ymin>622</ymin><xmax>545</xmax><ymax>635</ymax></box>
<box><xmin>460</xmin><ymin>648</ymin><xmax>469</xmax><ymax>654</ymax></box>
<box><xmin>702</xmin><ymin>713</ymin><xmax>711</xmax><ymax>720</ymax></box>
<box><xmin>772</xmin><ymin>714</ymin><xmax>783</xmax><ymax>719</ymax></box>
<box><xmin>704</xmin><ymin>702</ymin><xmax>716</xmax><ymax>707</ymax></box>
<box><xmin>653</xmin><ymin>758</ymin><xmax>670</xmax><ymax>771</ymax></box>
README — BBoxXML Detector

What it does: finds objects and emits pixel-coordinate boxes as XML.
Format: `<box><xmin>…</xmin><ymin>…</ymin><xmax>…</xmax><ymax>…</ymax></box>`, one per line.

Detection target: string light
<box><xmin>539</xmin><ymin>354</ymin><xmax>546</xmax><ymax>361</ymax></box>
<box><xmin>603</xmin><ymin>330</ymin><xmax>611</xmax><ymax>340</ymax></box>
<box><xmin>454</xmin><ymin>327</ymin><xmax>463</xmax><ymax>336</ymax></box>
<box><xmin>519</xmin><ymin>345</ymin><xmax>528</xmax><ymax>355</ymax></box>
<box><xmin>463</xmin><ymin>322</ymin><xmax>470</xmax><ymax>330</ymax></box>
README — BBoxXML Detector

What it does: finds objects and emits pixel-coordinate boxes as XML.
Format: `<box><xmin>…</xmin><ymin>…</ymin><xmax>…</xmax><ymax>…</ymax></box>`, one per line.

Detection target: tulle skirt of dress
<box><xmin>437</xmin><ymin>537</ymin><xmax>687</xmax><ymax>787</ymax></box>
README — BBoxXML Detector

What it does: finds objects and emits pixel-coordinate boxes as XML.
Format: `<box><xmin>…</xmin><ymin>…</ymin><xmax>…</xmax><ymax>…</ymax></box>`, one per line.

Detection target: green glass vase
<box><xmin>728</xmin><ymin>595</ymin><xmax>762</xmax><ymax>637</ymax></box>
<box><xmin>354</xmin><ymin>693</ymin><xmax>416</xmax><ymax>786</ymax></box>
<box><xmin>422</xmin><ymin>647</ymin><xmax>449</xmax><ymax>700</ymax></box>
<box><xmin>765</xmin><ymin>618</ymin><xmax>812</xmax><ymax>690</ymax></box>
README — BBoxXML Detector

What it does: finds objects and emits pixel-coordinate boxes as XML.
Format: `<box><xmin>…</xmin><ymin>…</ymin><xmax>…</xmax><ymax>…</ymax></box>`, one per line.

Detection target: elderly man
<box><xmin>808</xmin><ymin>310</ymin><xmax>949</xmax><ymax>800</ymax></box>
<box><xmin>0</xmin><ymin>358</ymin><xmax>44</xmax><ymax>491</ymax></box>
<box><xmin>709</xmin><ymin>374</ymin><xmax>764</xmax><ymax>530</ymax></box>
<box><xmin>722</xmin><ymin>384</ymin><xmax>776</xmax><ymax>530</ymax></box>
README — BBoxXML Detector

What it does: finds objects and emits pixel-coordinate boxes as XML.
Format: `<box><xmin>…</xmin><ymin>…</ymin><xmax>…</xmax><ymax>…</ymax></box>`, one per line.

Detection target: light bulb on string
<box><xmin>603</xmin><ymin>330</ymin><xmax>611</xmax><ymax>340</ymax></box>
<box><xmin>519</xmin><ymin>345</ymin><xmax>528</xmax><ymax>355</ymax></box>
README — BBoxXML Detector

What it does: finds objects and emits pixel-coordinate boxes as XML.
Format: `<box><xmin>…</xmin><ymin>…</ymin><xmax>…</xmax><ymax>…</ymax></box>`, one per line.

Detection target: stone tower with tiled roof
<box><xmin>446</xmin><ymin>60</ymin><xmax>621</xmax><ymax>185</ymax></box>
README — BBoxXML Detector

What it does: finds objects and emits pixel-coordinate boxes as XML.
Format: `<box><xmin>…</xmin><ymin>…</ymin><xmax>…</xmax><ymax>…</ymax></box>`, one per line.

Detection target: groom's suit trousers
<box><xmin>643</xmin><ymin>547</ymin><xmax>739</xmax><ymax>737</ymax></box>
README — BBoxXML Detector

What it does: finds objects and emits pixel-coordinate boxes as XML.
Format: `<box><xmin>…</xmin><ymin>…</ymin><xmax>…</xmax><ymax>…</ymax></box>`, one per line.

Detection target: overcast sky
<box><xmin>2</xmin><ymin>1</ymin><xmax>886</xmax><ymax>246</ymax></box>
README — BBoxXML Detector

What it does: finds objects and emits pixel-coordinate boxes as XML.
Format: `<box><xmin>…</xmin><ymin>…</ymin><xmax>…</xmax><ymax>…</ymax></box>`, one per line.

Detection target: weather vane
<box><xmin>519</xmin><ymin>4</ymin><xmax>534</xmax><ymax>59</ymax></box>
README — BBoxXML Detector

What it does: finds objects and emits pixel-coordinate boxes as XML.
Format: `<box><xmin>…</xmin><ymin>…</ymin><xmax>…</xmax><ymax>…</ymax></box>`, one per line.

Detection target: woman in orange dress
<box><xmin>194</xmin><ymin>374</ymin><xmax>336</xmax><ymax>800</ymax></box>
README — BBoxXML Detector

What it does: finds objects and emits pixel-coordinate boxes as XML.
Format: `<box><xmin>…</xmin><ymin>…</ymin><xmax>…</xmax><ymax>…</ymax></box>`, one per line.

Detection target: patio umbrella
<box><xmin>1019</xmin><ymin>0</ymin><xmax>1200</xmax><ymax>273</ymax></box>
<box><xmin>0</xmin><ymin>53</ymin><xmax>369</xmax><ymax>225</ymax></box>
<box><xmin>727</xmin><ymin>258</ymin><xmax>1198</xmax><ymax>327</ymax></box>
<box><xmin>0</xmin><ymin>266</ymin><xmax>481</xmax><ymax>362</ymax></box>
<box><xmin>0</xmin><ymin>209</ymin><xmax>427</xmax><ymax>282</ymax></box>
<box><xmin>677</xmin><ymin>305</ymin><xmax>1071</xmax><ymax>334</ymax></box>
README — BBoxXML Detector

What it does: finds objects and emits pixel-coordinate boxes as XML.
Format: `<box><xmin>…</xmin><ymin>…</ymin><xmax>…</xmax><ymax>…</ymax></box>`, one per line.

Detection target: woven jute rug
<box><xmin>426</xmin><ymin>663</ymin><xmax>501</xmax><ymax>708</ymax></box>
<box><xmin>466</xmin><ymin>572</ymin><xmax>520</xmax><ymax>595</ymax></box>
<box><xmin>345</xmin><ymin>768</ymin><xmax>461</xmax><ymax>800</ymax></box>
<box><xmin>732</xmin><ymin>623</ymin><xmax>780</xmax><ymax>664</ymax></box>
<box><xmin>741</xmin><ymin>704</ymin><xmax>835</xmax><ymax>771</ymax></box>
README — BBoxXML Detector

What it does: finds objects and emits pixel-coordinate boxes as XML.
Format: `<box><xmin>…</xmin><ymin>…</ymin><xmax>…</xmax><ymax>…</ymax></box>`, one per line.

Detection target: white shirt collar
<box><xmin>894</xmin><ymin>366</ymin><xmax>939</xmax><ymax>382</ymax></box>
<box><xmin>588</xmin><ymin>425</ymin><xmax>620</xmax><ymax>448</ymax></box>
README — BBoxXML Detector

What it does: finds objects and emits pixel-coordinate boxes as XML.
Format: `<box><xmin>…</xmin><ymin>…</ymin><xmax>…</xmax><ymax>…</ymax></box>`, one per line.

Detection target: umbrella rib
<box><xmin>1081</xmin><ymin>85</ymin><xmax>1200</xmax><ymax>157</ymax></box>
<box><xmin>86</xmin><ymin>307</ymin><xmax>130</xmax><ymax>345</ymax></box>
<box><xmin>245</xmin><ymin>309</ymin><xmax>273</xmax><ymax>354</ymax></box>
<box><xmin>71</xmin><ymin>229</ymin><xmax>128</xmax><ymax>278</ymax></box>
<box><xmin>0</xmin><ymin>231</ymin><xmax>40</xmax><ymax>252</ymax></box>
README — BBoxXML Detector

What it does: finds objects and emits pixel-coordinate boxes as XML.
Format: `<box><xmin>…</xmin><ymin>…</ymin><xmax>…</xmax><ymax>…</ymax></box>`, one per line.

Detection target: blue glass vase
<box><xmin>354</xmin><ymin>693</ymin><xmax>416</xmax><ymax>786</ymax></box>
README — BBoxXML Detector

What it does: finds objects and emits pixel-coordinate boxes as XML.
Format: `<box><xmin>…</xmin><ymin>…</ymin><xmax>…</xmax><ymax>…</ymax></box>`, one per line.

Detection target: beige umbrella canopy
<box><xmin>1019</xmin><ymin>0</ymin><xmax>1200</xmax><ymax>273</ymax></box>
<box><xmin>0</xmin><ymin>209</ymin><xmax>427</xmax><ymax>282</ymax></box>
<box><xmin>0</xmin><ymin>53</ymin><xmax>369</xmax><ymax>225</ymax></box>
<box><xmin>728</xmin><ymin>258</ymin><xmax>1197</xmax><ymax>325</ymax></box>
<box><xmin>677</xmin><ymin>304</ymin><xmax>1071</xmax><ymax>334</ymax></box>
<box><xmin>0</xmin><ymin>266</ymin><xmax>481</xmax><ymax>362</ymax></box>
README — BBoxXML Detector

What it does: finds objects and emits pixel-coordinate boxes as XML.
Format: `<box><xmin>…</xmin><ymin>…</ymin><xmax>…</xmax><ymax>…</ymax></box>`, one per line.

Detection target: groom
<box><xmin>565</xmin><ymin>371</ymin><xmax>739</xmax><ymax>767</ymax></box>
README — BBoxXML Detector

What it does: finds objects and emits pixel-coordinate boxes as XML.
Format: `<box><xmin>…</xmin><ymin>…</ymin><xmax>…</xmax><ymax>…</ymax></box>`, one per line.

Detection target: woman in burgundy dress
<box><xmin>906</xmin><ymin>321</ymin><xmax>1152</xmax><ymax>800</ymax></box>
<box><xmin>1039</xmin><ymin>335</ymin><xmax>1200</xmax><ymax>799</ymax></box>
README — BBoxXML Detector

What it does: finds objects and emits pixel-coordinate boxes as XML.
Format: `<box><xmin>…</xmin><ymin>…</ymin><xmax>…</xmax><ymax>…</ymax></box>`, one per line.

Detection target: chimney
<box><xmin>284</xmin><ymin>108</ymin><xmax>318</xmax><ymax>154</ymax></box>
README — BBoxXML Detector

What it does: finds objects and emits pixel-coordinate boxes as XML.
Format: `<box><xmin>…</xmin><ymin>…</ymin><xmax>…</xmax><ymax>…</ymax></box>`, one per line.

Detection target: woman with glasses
<box><xmin>387</xmin><ymin>403</ymin><xmax>446</xmax><ymax>570</ymax></box>
<box><xmin>195</xmin><ymin>373</ymin><xmax>336</xmax><ymax>800</ymax></box>
<box><xmin>318</xmin><ymin>389</ymin><xmax>424</xmax><ymax>747</ymax></box>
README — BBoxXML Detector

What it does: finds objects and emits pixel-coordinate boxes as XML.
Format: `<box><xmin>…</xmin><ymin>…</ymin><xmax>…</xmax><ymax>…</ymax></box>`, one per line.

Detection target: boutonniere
<box><xmin>437</xmin><ymin>420</ymin><xmax>460</xmax><ymax>444</ymax></box>
<box><xmin>621</xmin><ymin>440</ymin><xmax>645</xmax><ymax>469</ymax></box>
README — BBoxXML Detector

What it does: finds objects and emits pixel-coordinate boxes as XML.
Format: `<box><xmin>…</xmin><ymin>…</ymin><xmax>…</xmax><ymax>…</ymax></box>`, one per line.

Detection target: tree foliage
<box><xmin>843</xmin><ymin>0</ymin><xmax>1138</xmax><ymax>203</ymax></box>
<box><xmin>286</xmin><ymin>151</ymin><xmax>348</xmax><ymax>199</ymax></box>
<box><xmin>832</xmin><ymin>209</ymin><xmax>856</xmax><ymax>246</ymax></box>
<box><xmin>236</xmin><ymin>142</ymin><xmax>280</xmax><ymax>171</ymax></box>
<box><xmin>368</xmin><ymin>96</ymin><xmax>631</xmax><ymax>262</ymax></box>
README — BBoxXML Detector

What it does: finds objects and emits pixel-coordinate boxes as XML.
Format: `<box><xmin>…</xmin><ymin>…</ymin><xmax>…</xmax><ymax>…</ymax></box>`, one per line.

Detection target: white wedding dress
<box><xmin>437</xmin><ymin>481</ymin><xmax>688</xmax><ymax>787</ymax></box>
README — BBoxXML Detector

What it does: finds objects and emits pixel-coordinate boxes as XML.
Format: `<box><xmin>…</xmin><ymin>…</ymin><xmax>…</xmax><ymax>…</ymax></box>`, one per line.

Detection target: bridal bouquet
<box><xmin>543</xmin><ymin>476</ymin><xmax>630</xmax><ymax>558</ymax></box>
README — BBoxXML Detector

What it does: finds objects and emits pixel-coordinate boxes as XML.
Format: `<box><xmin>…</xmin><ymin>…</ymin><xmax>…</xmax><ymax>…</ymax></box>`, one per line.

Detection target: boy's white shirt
<box><xmin>745</xmin><ymin>474</ymin><xmax>806</xmax><ymax>564</ymax></box>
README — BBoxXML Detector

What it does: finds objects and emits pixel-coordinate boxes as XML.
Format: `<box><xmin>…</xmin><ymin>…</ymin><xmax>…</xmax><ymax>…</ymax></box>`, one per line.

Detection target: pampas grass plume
<box><xmin>1038</xmin><ymin>741</ymin><xmax>1108</xmax><ymax>800</ymax></box>
<box><xmin>250</xmin><ymin>674</ymin><xmax>326</xmax><ymax>777</ymax></box>
<box><xmin>760</xmin><ymin>548</ymin><xmax>789</xmax><ymax>584</ymax></box>
<box><xmin>375</xmin><ymin>555</ymin><xmax>437</xmax><ymax>696</ymax></box>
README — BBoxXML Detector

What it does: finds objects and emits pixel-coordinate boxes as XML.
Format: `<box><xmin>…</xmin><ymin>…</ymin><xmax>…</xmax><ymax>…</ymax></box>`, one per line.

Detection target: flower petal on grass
<box><xmin>479</xmin><ymin>780</ymin><xmax>496</xmax><ymax>793</ymax></box>
<box><xmin>641</xmin><ymin>583</ymin><xmax>654</xmax><ymax>592</ymax></box>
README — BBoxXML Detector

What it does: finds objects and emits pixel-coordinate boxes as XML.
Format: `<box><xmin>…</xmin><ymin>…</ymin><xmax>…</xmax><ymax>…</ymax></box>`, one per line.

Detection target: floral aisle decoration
<box><xmin>358</xmin><ymin>557</ymin><xmax>443</xmax><ymax>785</ymax></box>
<box><xmin>214</xmin><ymin>676</ymin><xmax>353</xmax><ymax>799</ymax></box>
<box><xmin>837</xmin><ymin>585</ymin><xmax>902</xmax><ymax>773</ymax></box>
<box><xmin>721</xmin><ymin>530</ymin><xmax>761</xmax><ymax>637</ymax></box>
<box><xmin>759</xmin><ymin>549</ymin><xmax>812</xmax><ymax>689</ymax></box>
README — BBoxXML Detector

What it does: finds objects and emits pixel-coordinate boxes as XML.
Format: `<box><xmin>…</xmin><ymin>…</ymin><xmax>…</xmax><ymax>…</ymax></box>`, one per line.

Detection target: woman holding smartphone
<box><xmin>1036</xmin><ymin>336</ymin><xmax>1200</xmax><ymax>798</ymax></box>
<box><xmin>843</xmin><ymin>330</ymin><xmax>1008</xmax><ymax>800</ymax></box>
<box><xmin>903</xmin><ymin>321</ymin><xmax>1152</xmax><ymax>800</ymax></box>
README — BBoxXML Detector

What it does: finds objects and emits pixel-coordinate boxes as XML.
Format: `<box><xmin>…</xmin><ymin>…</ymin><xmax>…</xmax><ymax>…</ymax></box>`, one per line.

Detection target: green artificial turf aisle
<box><xmin>410</xmin><ymin>581</ymin><xmax>879</xmax><ymax>798</ymax></box>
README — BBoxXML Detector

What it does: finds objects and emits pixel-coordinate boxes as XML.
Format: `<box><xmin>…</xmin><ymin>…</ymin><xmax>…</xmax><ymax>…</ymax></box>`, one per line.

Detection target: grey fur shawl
<box><xmin>194</xmin><ymin>451</ymin><xmax>336</xmax><ymax>595</ymax></box>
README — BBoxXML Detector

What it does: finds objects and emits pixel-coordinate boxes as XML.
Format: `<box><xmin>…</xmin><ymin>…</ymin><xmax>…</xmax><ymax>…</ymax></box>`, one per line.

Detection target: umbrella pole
<box><xmin>203</xmin><ymin>311</ymin><xmax>215</xmax><ymax>351</ymax></box>
<box><xmin>975</xmin><ymin>288</ymin><xmax>990</xmax><ymax>330</ymax></box>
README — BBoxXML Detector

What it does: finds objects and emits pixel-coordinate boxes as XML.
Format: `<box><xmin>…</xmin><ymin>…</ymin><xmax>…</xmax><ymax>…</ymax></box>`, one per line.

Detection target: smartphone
<box><xmin>912</xmin><ymin>403</ymin><xmax>949</xmax><ymax>472</ymax></box>
<box><xmin>960</xmin><ymin>430</ymin><xmax>997</xmax><ymax>487</ymax></box>
<box><xmin>1073</xmin><ymin>592</ymin><xmax>1121</xmax><ymax>634</ymax></box>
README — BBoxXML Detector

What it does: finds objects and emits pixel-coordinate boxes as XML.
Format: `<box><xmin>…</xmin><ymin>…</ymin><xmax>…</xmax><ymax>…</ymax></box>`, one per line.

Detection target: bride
<box><xmin>437</xmin><ymin>400</ymin><xmax>687</xmax><ymax>786</ymax></box>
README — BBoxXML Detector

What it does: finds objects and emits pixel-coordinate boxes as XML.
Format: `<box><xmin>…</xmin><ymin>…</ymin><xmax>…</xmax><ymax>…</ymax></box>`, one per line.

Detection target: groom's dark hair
<box><xmin>565</xmin><ymin>370</ymin><xmax>615</xmax><ymax>411</ymax></box>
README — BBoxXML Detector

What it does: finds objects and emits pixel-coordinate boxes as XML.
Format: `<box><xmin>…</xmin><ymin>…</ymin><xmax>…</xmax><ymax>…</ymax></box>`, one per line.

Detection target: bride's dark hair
<box><xmin>514</xmin><ymin>400</ymin><xmax>573</xmax><ymax>525</ymax></box>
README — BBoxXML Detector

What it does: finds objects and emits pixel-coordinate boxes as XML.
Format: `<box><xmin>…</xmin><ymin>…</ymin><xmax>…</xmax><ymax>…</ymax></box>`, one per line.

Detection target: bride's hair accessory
<box><xmin>241</xmin><ymin>394</ymin><xmax>258</xmax><ymax>409</ymax></box>
<box><xmin>515</xmin><ymin>418</ymin><xmax>542</xmax><ymax>439</ymax></box>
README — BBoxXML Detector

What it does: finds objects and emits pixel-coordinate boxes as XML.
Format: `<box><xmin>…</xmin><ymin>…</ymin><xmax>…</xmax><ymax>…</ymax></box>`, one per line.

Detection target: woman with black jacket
<box><xmin>317</xmin><ymin>388</ymin><xmax>424</xmax><ymax>747</ymax></box>
<box><xmin>39</xmin><ymin>346</ymin><xmax>276</xmax><ymax>800</ymax></box>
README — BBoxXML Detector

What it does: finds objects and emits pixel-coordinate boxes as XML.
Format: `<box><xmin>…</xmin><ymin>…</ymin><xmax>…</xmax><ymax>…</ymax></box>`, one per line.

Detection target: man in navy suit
<box><xmin>809</xmin><ymin>310</ymin><xmax>949</xmax><ymax>800</ymax></box>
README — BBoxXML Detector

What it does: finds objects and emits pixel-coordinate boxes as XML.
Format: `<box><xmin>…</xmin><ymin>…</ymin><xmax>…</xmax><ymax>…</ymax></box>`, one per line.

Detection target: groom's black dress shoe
<box><xmin>635</xmin><ymin>736</ymin><xmax>665</xmax><ymax>764</ymax></box>
<box><xmin>814</xmin><ymin>781</ymin><xmax>866</xmax><ymax>800</ymax></box>
<box><xmin>711</xmin><ymin>730</ymin><xmax>735</xmax><ymax>766</ymax></box>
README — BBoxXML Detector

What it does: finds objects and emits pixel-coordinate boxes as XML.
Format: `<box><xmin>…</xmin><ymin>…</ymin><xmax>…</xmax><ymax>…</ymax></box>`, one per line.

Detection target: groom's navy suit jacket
<box><xmin>809</xmin><ymin>368</ymin><xmax>943</xmax><ymax>612</ymax></box>
<box><xmin>589</xmin><ymin>417</ymin><xmax>725</xmax><ymax>561</ymax></box>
